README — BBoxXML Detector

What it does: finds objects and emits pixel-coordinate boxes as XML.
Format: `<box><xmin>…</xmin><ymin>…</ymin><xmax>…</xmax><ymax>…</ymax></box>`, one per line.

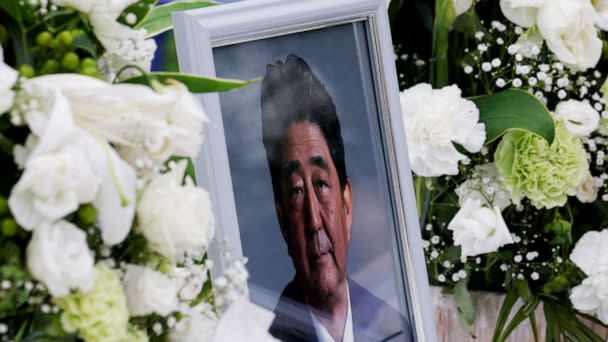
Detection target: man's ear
<box><xmin>342</xmin><ymin>179</ymin><xmax>353</xmax><ymax>242</ymax></box>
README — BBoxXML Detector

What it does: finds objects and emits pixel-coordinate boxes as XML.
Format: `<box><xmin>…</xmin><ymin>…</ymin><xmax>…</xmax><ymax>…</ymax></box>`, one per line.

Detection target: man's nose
<box><xmin>304</xmin><ymin>185</ymin><xmax>322</xmax><ymax>233</ymax></box>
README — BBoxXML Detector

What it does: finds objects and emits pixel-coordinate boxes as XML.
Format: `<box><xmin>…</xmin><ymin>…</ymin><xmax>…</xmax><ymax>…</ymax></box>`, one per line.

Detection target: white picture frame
<box><xmin>173</xmin><ymin>0</ymin><xmax>437</xmax><ymax>341</ymax></box>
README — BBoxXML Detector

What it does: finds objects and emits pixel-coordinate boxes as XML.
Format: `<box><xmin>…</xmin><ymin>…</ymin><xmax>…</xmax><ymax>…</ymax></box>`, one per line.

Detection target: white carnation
<box><xmin>122</xmin><ymin>264</ymin><xmax>179</xmax><ymax>316</ymax></box>
<box><xmin>137</xmin><ymin>161</ymin><xmax>215</xmax><ymax>262</ymax></box>
<box><xmin>554</xmin><ymin>100</ymin><xmax>600</xmax><ymax>137</ymax></box>
<box><xmin>570</xmin><ymin>272</ymin><xmax>608</xmax><ymax>325</ymax></box>
<box><xmin>570</xmin><ymin>229</ymin><xmax>608</xmax><ymax>276</ymax></box>
<box><xmin>447</xmin><ymin>198</ymin><xmax>513</xmax><ymax>258</ymax></box>
<box><xmin>400</xmin><ymin>83</ymin><xmax>485</xmax><ymax>177</ymax></box>
<box><xmin>26</xmin><ymin>220</ymin><xmax>96</xmax><ymax>297</ymax></box>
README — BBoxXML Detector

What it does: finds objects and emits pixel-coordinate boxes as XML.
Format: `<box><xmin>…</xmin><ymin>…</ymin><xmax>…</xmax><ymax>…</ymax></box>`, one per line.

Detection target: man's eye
<box><xmin>315</xmin><ymin>180</ymin><xmax>328</xmax><ymax>188</ymax></box>
<box><xmin>290</xmin><ymin>186</ymin><xmax>303</xmax><ymax>197</ymax></box>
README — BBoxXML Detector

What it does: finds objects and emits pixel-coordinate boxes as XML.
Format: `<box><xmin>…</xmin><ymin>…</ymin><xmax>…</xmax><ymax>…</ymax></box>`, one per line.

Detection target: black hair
<box><xmin>260</xmin><ymin>54</ymin><xmax>348</xmax><ymax>200</ymax></box>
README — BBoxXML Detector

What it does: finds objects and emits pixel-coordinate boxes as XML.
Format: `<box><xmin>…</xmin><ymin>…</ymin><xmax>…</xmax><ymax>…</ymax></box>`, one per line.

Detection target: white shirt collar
<box><xmin>308</xmin><ymin>284</ymin><xmax>354</xmax><ymax>342</ymax></box>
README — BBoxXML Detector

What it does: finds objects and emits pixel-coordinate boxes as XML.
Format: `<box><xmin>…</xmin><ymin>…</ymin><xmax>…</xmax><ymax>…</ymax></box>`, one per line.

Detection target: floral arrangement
<box><xmin>390</xmin><ymin>0</ymin><xmax>608</xmax><ymax>340</ymax></box>
<box><xmin>0</xmin><ymin>1</ymin><xmax>259</xmax><ymax>341</ymax></box>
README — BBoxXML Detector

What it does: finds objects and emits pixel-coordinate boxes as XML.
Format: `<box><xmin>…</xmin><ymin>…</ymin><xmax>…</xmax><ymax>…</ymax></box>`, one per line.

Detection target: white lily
<box><xmin>29</xmin><ymin>74</ymin><xmax>205</xmax><ymax>177</ymax></box>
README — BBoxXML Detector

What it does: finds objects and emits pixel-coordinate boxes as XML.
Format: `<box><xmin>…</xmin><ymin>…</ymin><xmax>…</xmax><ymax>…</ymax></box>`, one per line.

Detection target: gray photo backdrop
<box><xmin>213</xmin><ymin>22</ymin><xmax>407</xmax><ymax>313</ymax></box>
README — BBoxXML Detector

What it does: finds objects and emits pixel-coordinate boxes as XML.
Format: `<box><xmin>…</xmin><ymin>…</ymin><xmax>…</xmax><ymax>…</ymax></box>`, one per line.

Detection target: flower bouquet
<box><xmin>390</xmin><ymin>0</ymin><xmax>608</xmax><ymax>340</ymax></box>
<box><xmin>0</xmin><ymin>1</ymin><xmax>264</xmax><ymax>341</ymax></box>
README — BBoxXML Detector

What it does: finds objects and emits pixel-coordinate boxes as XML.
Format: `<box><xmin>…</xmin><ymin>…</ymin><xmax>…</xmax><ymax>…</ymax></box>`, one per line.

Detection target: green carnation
<box><xmin>494</xmin><ymin>122</ymin><xmax>588</xmax><ymax>209</ymax></box>
<box><xmin>54</xmin><ymin>264</ymin><xmax>130</xmax><ymax>342</ymax></box>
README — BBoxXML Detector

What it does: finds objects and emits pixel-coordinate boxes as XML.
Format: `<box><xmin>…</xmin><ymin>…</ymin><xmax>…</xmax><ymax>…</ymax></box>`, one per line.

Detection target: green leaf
<box><xmin>543</xmin><ymin>217</ymin><xmax>572</xmax><ymax>245</ymax></box>
<box><xmin>135</xmin><ymin>1</ymin><xmax>219</xmax><ymax>38</ymax></box>
<box><xmin>0</xmin><ymin>0</ymin><xmax>22</xmax><ymax>23</ymax></box>
<box><xmin>453</xmin><ymin>280</ymin><xmax>475</xmax><ymax>331</ymax></box>
<box><xmin>122</xmin><ymin>72</ymin><xmax>259</xmax><ymax>93</ymax></box>
<box><xmin>165</xmin><ymin>156</ymin><xmax>197</xmax><ymax>185</ymax></box>
<box><xmin>543</xmin><ymin>299</ymin><xmax>606</xmax><ymax>342</ymax></box>
<box><xmin>72</xmin><ymin>31</ymin><xmax>98</xmax><ymax>57</ymax></box>
<box><xmin>492</xmin><ymin>289</ymin><xmax>519</xmax><ymax>342</ymax></box>
<box><xmin>471</xmin><ymin>89</ymin><xmax>555</xmax><ymax>144</ymax></box>
<box><xmin>497</xmin><ymin>302</ymin><xmax>539</xmax><ymax>342</ymax></box>
<box><xmin>117</xmin><ymin>0</ymin><xmax>157</xmax><ymax>27</ymax></box>
<box><xmin>430</xmin><ymin>0</ymin><xmax>456</xmax><ymax>87</ymax></box>
<box><xmin>452</xmin><ymin>7</ymin><xmax>484</xmax><ymax>37</ymax></box>
<box><xmin>388</xmin><ymin>0</ymin><xmax>404</xmax><ymax>24</ymax></box>
<box><xmin>529</xmin><ymin>313</ymin><xmax>540</xmax><ymax>342</ymax></box>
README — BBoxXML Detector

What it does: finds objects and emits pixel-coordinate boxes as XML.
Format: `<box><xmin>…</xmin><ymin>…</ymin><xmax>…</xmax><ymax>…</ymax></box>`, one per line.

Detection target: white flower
<box><xmin>28</xmin><ymin>74</ymin><xmax>206</xmax><ymax>177</ymax></box>
<box><xmin>570</xmin><ymin>229</ymin><xmax>608</xmax><ymax>276</ymax></box>
<box><xmin>169</xmin><ymin>312</ymin><xmax>217</xmax><ymax>342</ymax></box>
<box><xmin>10</xmin><ymin>79</ymin><xmax>136</xmax><ymax>244</ymax></box>
<box><xmin>554</xmin><ymin>100</ymin><xmax>600</xmax><ymax>137</ymax></box>
<box><xmin>453</xmin><ymin>0</ymin><xmax>473</xmax><ymax>16</ymax></box>
<box><xmin>592</xmin><ymin>0</ymin><xmax>608</xmax><ymax>31</ymax></box>
<box><xmin>0</xmin><ymin>44</ymin><xmax>18</xmax><ymax>114</ymax></box>
<box><xmin>50</xmin><ymin>0</ymin><xmax>137</xmax><ymax>16</ymax></box>
<box><xmin>576</xmin><ymin>173</ymin><xmax>599</xmax><ymax>203</ymax></box>
<box><xmin>455</xmin><ymin>163</ymin><xmax>512</xmax><ymax>210</ymax></box>
<box><xmin>137</xmin><ymin>161</ymin><xmax>215</xmax><ymax>262</ymax></box>
<box><xmin>447</xmin><ymin>198</ymin><xmax>514</xmax><ymax>258</ymax></box>
<box><xmin>515</xmin><ymin>27</ymin><xmax>543</xmax><ymax>58</ymax></box>
<box><xmin>51</xmin><ymin>0</ymin><xmax>155</xmax><ymax>80</ymax></box>
<box><xmin>538</xmin><ymin>0</ymin><xmax>602</xmax><ymax>71</ymax></box>
<box><xmin>499</xmin><ymin>0</ymin><xmax>544</xmax><ymax>28</ymax></box>
<box><xmin>8</xmin><ymin>89</ymin><xmax>100</xmax><ymax>230</ymax></box>
<box><xmin>213</xmin><ymin>298</ymin><xmax>278</xmax><ymax>341</ymax></box>
<box><xmin>94</xmin><ymin>19</ymin><xmax>157</xmax><ymax>81</ymax></box>
<box><xmin>500</xmin><ymin>0</ymin><xmax>602</xmax><ymax>70</ymax></box>
<box><xmin>122</xmin><ymin>264</ymin><xmax>179</xmax><ymax>316</ymax></box>
<box><xmin>83</xmin><ymin>131</ymin><xmax>137</xmax><ymax>245</ymax></box>
<box><xmin>170</xmin><ymin>298</ymin><xmax>277</xmax><ymax>342</ymax></box>
<box><xmin>26</xmin><ymin>220</ymin><xmax>96</xmax><ymax>297</ymax></box>
<box><xmin>400</xmin><ymin>83</ymin><xmax>485</xmax><ymax>177</ymax></box>
<box><xmin>173</xmin><ymin>266</ymin><xmax>208</xmax><ymax>301</ymax></box>
<box><xmin>570</xmin><ymin>272</ymin><xmax>608</xmax><ymax>324</ymax></box>
<box><xmin>8</xmin><ymin>142</ymin><xmax>101</xmax><ymax>230</ymax></box>
<box><xmin>118</xmin><ymin>80</ymin><xmax>207</xmax><ymax>175</ymax></box>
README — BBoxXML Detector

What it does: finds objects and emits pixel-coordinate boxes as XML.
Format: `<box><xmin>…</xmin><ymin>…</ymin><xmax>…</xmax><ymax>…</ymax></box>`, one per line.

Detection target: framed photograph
<box><xmin>173</xmin><ymin>0</ymin><xmax>436</xmax><ymax>340</ymax></box>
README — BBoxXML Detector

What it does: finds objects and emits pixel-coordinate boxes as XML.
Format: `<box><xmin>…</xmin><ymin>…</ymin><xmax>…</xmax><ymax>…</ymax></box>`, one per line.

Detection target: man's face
<box><xmin>275</xmin><ymin>121</ymin><xmax>353</xmax><ymax>303</ymax></box>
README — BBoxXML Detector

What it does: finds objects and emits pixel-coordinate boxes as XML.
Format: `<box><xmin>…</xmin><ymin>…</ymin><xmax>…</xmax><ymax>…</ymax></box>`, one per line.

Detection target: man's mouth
<box><xmin>308</xmin><ymin>230</ymin><xmax>332</xmax><ymax>262</ymax></box>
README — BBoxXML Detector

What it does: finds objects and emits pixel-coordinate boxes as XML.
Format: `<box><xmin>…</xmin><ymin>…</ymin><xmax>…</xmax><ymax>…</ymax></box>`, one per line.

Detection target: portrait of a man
<box><xmin>260</xmin><ymin>54</ymin><xmax>411</xmax><ymax>342</ymax></box>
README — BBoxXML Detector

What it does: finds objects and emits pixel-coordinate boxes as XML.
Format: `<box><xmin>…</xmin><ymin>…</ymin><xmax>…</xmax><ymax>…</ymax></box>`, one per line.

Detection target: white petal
<box><xmin>499</xmin><ymin>0</ymin><xmax>544</xmax><ymax>28</ymax></box>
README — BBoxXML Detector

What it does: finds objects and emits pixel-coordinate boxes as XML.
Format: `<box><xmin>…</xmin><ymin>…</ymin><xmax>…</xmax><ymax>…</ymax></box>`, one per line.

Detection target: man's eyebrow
<box><xmin>310</xmin><ymin>155</ymin><xmax>329</xmax><ymax>172</ymax></box>
<box><xmin>283</xmin><ymin>160</ymin><xmax>300</xmax><ymax>177</ymax></box>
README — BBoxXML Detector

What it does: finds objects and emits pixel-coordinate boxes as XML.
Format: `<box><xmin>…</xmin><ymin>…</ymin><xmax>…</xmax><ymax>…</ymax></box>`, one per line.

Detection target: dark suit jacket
<box><xmin>269</xmin><ymin>278</ymin><xmax>413</xmax><ymax>342</ymax></box>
